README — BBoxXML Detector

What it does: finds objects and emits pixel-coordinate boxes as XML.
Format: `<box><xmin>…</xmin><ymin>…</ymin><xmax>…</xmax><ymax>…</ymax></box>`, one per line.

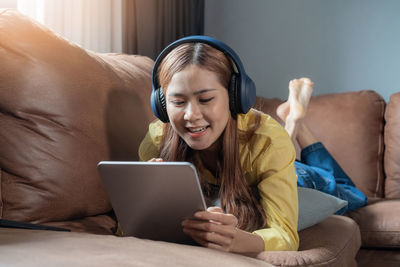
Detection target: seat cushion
<box><xmin>0</xmin><ymin>9</ymin><xmax>154</xmax><ymax>224</ymax></box>
<box><xmin>347</xmin><ymin>199</ymin><xmax>400</xmax><ymax>248</ymax></box>
<box><xmin>0</xmin><ymin>228</ymin><xmax>274</xmax><ymax>267</ymax></box>
<box><xmin>0</xmin><ymin>216</ymin><xmax>360</xmax><ymax>267</ymax></box>
<box><xmin>256</xmin><ymin>215</ymin><xmax>361</xmax><ymax>267</ymax></box>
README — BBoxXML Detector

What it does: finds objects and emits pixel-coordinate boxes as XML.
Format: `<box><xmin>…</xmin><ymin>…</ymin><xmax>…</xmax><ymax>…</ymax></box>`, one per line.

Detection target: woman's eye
<box><xmin>172</xmin><ymin>100</ymin><xmax>184</xmax><ymax>106</ymax></box>
<box><xmin>199</xmin><ymin>97</ymin><xmax>214</xmax><ymax>103</ymax></box>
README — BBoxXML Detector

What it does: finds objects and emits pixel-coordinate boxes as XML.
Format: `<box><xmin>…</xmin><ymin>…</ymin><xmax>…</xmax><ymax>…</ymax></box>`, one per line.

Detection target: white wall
<box><xmin>205</xmin><ymin>0</ymin><xmax>400</xmax><ymax>101</ymax></box>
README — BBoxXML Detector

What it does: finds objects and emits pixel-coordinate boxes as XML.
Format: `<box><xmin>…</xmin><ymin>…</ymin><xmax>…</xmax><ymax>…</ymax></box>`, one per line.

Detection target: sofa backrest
<box><xmin>256</xmin><ymin>90</ymin><xmax>386</xmax><ymax>198</ymax></box>
<box><xmin>384</xmin><ymin>92</ymin><xmax>400</xmax><ymax>198</ymax></box>
<box><xmin>0</xmin><ymin>9</ymin><xmax>155</xmax><ymax>223</ymax></box>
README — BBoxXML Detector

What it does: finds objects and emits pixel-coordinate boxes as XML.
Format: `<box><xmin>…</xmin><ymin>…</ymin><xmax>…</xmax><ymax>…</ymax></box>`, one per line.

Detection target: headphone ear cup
<box><xmin>228</xmin><ymin>73</ymin><xmax>240</xmax><ymax>118</ymax></box>
<box><xmin>150</xmin><ymin>88</ymin><xmax>160</xmax><ymax>118</ymax></box>
<box><xmin>240</xmin><ymin>75</ymin><xmax>256</xmax><ymax>113</ymax></box>
<box><xmin>158</xmin><ymin>89</ymin><xmax>169</xmax><ymax>122</ymax></box>
<box><xmin>151</xmin><ymin>88</ymin><xmax>169</xmax><ymax>123</ymax></box>
<box><xmin>229</xmin><ymin>73</ymin><xmax>256</xmax><ymax>116</ymax></box>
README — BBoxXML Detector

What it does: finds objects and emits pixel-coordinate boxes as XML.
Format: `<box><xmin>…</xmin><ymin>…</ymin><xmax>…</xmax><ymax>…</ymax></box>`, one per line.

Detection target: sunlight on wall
<box><xmin>0</xmin><ymin>0</ymin><xmax>16</xmax><ymax>8</ymax></box>
<box><xmin>16</xmin><ymin>0</ymin><xmax>123</xmax><ymax>53</ymax></box>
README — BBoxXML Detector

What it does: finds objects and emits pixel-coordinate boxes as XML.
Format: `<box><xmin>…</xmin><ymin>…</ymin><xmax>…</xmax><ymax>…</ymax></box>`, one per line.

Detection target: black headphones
<box><xmin>151</xmin><ymin>35</ymin><xmax>256</xmax><ymax>123</ymax></box>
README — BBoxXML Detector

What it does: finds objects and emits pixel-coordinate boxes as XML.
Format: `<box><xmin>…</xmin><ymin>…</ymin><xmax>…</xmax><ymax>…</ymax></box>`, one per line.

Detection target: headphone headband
<box><xmin>152</xmin><ymin>35</ymin><xmax>246</xmax><ymax>90</ymax></box>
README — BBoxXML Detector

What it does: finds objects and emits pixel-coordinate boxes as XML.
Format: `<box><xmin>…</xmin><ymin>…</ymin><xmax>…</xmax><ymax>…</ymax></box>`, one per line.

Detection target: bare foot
<box><xmin>277</xmin><ymin>78</ymin><xmax>314</xmax><ymax>139</ymax></box>
<box><xmin>276</xmin><ymin>101</ymin><xmax>290</xmax><ymax>123</ymax></box>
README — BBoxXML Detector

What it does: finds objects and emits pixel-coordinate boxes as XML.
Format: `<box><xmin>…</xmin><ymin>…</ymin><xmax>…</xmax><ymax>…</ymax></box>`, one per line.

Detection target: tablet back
<box><xmin>97</xmin><ymin>161</ymin><xmax>207</xmax><ymax>244</ymax></box>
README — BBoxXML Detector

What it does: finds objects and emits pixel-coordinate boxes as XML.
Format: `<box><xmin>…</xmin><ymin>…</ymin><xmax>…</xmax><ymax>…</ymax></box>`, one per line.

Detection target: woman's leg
<box><xmin>300</xmin><ymin>140</ymin><xmax>354</xmax><ymax>186</ymax></box>
<box><xmin>277</xmin><ymin>78</ymin><xmax>354</xmax><ymax>184</ymax></box>
<box><xmin>278</xmin><ymin>78</ymin><xmax>368</xmax><ymax>212</ymax></box>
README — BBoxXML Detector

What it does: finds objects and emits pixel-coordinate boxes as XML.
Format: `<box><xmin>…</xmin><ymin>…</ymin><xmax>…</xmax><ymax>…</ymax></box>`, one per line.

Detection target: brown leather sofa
<box><xmin>0</xmin><ymin>9</ymin><xmax>399</xmax><ymax>266</ymax></box>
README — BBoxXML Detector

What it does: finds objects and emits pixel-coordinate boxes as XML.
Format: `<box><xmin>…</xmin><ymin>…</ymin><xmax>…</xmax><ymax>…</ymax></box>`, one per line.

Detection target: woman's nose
<box><xmin>184</xmin><ymin>102</ymin><xmax>202</xmax><ymax>121</ymax></box>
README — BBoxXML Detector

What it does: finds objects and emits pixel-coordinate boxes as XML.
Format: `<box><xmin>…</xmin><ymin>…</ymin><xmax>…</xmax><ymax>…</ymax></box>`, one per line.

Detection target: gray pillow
<box><xmin>297</xmin><ymin>187</ymin><xmax>348</xmax><ymax>231</ymax></box>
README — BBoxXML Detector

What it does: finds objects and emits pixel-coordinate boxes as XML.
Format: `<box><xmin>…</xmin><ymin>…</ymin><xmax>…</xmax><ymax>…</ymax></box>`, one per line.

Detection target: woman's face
<box><xmin>165</xmin><ymin>65</ymin><xmax>230</xmax><ymax>151</ymax></box>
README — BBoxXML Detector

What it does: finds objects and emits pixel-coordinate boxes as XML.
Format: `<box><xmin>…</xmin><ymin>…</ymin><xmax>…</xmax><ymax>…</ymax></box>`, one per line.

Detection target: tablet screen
<box><xmin>98</xmin><ymin>161</ymin><xmax>207</xmax><ymax>244</ymax></box>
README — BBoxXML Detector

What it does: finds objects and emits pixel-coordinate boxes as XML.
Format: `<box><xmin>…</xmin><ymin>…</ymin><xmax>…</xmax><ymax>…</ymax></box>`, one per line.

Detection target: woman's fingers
<box><xmin>182</xmin><ymin>226</ymin><xmax>232</xmax><ymax>247</ymax></box>
<box><xmin>148</xmin><ymin>158</ymin><xmax>163</xmax><ymax>162</ymax></box>
<box><xmin>185</xmin><ymin>232</ymin><xmax>226</xmax><ymax>252</ymax></box>
<box><xmin>182</xmin><ymin>219</ymin><xmax>236</xmax><ymax>238</ymax></box>
<box><xmin>188</xmin><ymin>234</ymin><xmax>209</xmax><ymax>247</ymax></box>
<box><xmin>182</xmin><ymin>217</ymin><xmax>264</xmax><ymax>253</ymax></box>
<box><xmin>206</xmin><ymin>206</ymin><xmax>223</xmax><ymax>213</ymax></box>
<box><xmin>182</xmin><ymin>209</ymin><xmax>241</xmax><ymax>251</ymax></box>
<box><xmin>194</xmin><ymin>210</ymin><xmax>238</xmax><ymax>226</ymax></box>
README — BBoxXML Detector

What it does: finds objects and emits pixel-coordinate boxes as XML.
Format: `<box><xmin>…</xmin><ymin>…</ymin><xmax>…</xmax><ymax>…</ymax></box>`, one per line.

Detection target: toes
<box><xmin>299</xmin><ymin>78</ymin><xmax>314</xmax><ymax>89</ymax></box>
<box><xmin>290</xmin><ymin>78</ymin><xmax>314</xmax><ymax>97</ymax></box>
<box><xmin>289</xmin><ymin>79</ymin><xmax>301</xmax><ymax>90</ymax></box>
<box><xmin>300</xmin><ymin>78</ymin><xmax>314</xmax><ymax>96</ymax></box>
<box><xmin>300</xmin><ymin>77</ymin><xmax>313</xmax><ymax>84</ymax></box>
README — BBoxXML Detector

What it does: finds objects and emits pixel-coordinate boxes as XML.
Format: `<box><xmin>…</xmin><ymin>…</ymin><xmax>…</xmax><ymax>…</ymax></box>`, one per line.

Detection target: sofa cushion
<box><xmin>256</xmin><ymin>90</ymin><xmax>386</xmax><ymax>198</ymax></box>
<box><xmin>0</xmin><ymin>216</ymin><xmax>360</xmax><ymax>267</ymax></box>
<box><xmin>0</xmin><ymin>228</ymin><xmax>274</xmax><ymax>267</ymax></box>
<box><xmin>347</xmin><ymin>199</ymin><xmax>400</xmax><ymax>248</ymax></box>
<box><xmin>0</xmin><ymin>9</ymin><xmax>154</xmax><ymax>224</ymax></box>
<box><xmin>384</xmin><ymin>92</ymin><xmax>400</xmax><ymax>198</ymax></box>
<box><xmin>256</xmin><ymin>215</ymin><xmax>361</xmax><ymax>267</ymax></box>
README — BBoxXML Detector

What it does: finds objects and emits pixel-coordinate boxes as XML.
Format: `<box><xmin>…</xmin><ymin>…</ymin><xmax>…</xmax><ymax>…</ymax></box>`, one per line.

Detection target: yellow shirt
<box><xmin>138</xmin><ymin>109</ymin><xmax>299</xmax><ymax>251</ymax></box>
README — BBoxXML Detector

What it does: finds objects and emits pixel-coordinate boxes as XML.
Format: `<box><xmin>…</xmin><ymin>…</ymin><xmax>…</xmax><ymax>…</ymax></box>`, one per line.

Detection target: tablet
<box><xmin>97</xmin><ymin>161</ymin><xmax>207</xmax><ymax>244</ymax></box>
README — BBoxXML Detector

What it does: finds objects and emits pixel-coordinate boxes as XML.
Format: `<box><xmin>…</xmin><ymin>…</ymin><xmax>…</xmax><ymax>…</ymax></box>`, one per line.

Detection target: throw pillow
<box><xmin>297</xmin><ymin>187</ymin><xmax>348</xmax><ymax>231</ymax></box>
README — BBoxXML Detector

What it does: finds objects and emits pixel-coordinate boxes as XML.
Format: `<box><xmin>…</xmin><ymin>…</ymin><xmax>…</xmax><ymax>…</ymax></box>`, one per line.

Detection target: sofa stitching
<box><xmin>362</xmin><ymin>245</ymin><xmax>400</xmax><ymax>249</ymax></box>
<box><xmin>361</xmin><ymin>230</ymin><xmax>400</xmax><ymax>233</ymax></box>
<box><xmin>375</xmin><ymin>96</ymin><xmax>385</xmax><ymax>198</ymax></box>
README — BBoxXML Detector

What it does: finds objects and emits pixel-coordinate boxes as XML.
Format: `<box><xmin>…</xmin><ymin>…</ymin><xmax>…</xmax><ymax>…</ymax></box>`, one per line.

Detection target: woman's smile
<box><xmin>187</xmin><ymin>126</ymin><xmax>209</xmax><ymax>138</ymax></box>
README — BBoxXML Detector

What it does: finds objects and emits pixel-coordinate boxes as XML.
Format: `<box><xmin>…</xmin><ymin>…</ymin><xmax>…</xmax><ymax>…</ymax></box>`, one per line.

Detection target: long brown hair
<box><xmin>157</xmin><ymin>42</ymin><xmax>266</xmax><ymax>232</ymax></box>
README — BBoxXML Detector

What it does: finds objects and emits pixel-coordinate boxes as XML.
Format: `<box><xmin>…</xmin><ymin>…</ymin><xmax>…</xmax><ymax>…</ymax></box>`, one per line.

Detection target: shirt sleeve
<box><xmin>138</xmin><ymin>120</ymin><xmax>163</xmax><ymax>161</ymax></box>
<box><xmin>251</xmin><ymin>118</ymin><xmax>299</xmax><ymax>251</ymax></box>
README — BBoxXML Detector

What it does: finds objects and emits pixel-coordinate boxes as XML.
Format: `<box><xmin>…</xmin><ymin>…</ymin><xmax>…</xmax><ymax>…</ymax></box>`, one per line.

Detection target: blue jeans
<box><xmin>295</xmin><ymin>142</ymin><xmax>368</xmax><ymax>214</ymax></box>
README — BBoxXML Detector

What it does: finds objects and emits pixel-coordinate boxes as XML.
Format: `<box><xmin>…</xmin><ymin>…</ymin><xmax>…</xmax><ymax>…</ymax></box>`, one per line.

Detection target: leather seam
<box><xmin>360</xmin><ymin>230</ymin><xmax>400</xmax><ymax>233</ymax></box>
<box><xmin>375</xmin><ymin>96</ymin><xmax>385</xmax><ymax>197</ymax></box>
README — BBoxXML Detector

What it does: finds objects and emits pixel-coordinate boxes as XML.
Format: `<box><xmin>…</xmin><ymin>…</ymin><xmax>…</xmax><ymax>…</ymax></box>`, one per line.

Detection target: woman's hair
<box><xmin>157</xmin><ymin>43</ymin><xmax>266</xmax><ymax>232</ymax></box>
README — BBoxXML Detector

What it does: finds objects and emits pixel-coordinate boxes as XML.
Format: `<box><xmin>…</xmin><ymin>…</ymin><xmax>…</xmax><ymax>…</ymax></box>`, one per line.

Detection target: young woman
<box><xmin>139</xmin><ymin>36</ymin><xmax>299</xmax><ymax>254</ymax></box>
<box><xmin>276</xmin><ymin>78</ymin><xmax>368</xmax><ymax>214</ymax></box>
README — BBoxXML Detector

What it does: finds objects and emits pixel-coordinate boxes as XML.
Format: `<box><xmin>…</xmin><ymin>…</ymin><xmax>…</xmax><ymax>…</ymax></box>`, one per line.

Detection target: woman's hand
<box><xmin>181</xmin><ymin>207</ymin><xmax>264</xmax><ymax>254</ymax></box>
<box><xmin>148</xmin><ymin>158</ymin><xmax>163</xmax><ymax>162</ymax></box>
